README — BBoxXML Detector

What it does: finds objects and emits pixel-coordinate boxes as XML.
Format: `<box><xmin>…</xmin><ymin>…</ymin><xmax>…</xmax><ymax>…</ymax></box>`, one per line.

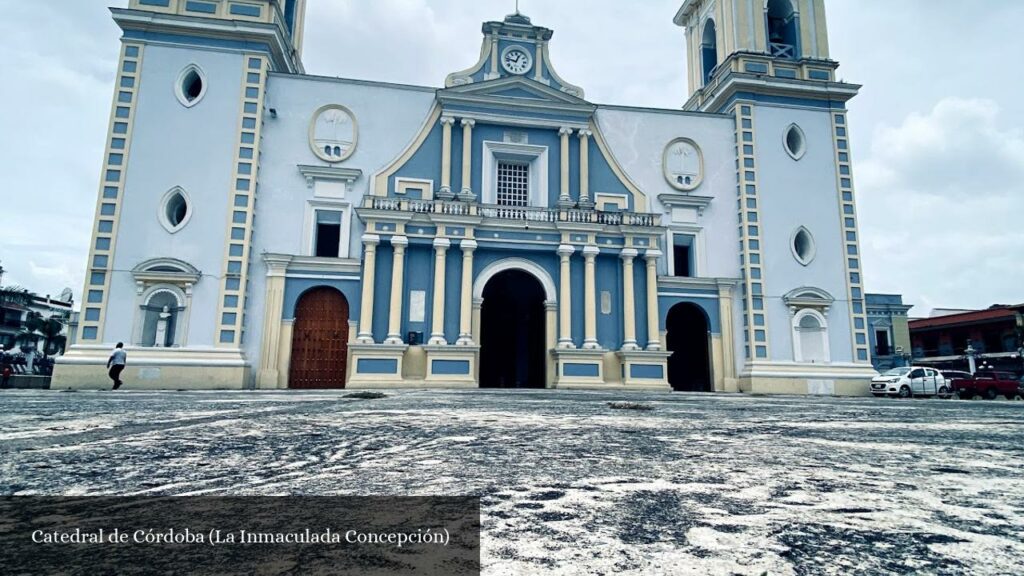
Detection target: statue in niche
<box><xmin>154</xmin><ymin>306</ymin><xmax>171</xmax><ymax>348</ymax></box>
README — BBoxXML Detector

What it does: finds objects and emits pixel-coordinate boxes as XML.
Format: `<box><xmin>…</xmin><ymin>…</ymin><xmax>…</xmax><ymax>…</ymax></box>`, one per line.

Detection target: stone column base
<box><xmin>423</xmin><ymin>345</ymin><xmax>480</xmax><ymax>387</ymax></box>
<box><xmin>347</xmin><ymin>343</ymin><xmax>409</xmax><ymax>388</ymax></box>
<box><xmin>551</xmin><ymin>348</ymin><xmax>607</xmax><ymax>389</ymax></box>
<box><xmin>617</xmin><ymin>350</ymin><xmax>673</xmax><ymax>392</ymax></box>
<box><xmin>52</xmin><ymin>345</ymin><xmax>250</xmax><ymax>390</ymax></box>
<box><xmin>737</xmin><ymin>362</ymin><xmax>879</xmax><ymax>396</ymax></box>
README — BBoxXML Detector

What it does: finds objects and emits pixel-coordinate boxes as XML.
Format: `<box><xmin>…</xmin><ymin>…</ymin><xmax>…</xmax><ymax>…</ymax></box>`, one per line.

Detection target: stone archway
<box><xmin>666</xmin><ymin>302</ymin><xmax>712</xmax><ymax>392</ymax></box>
<box><xmin>289</xmin><ymin>287</ymin><xmax>349</xmax><ymax>389</ymax></box>
<box><xmin>478</xmin><ymin>269</ymin><xmax>547</xmax><ymax>388</ymax></box>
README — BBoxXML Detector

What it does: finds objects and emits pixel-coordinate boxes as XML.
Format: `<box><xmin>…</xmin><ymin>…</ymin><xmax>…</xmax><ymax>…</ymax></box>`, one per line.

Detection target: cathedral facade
<box><xmin>54</xmin><ymin>0</ymin><xmax>879</xmax><ymax>394</ymax></box>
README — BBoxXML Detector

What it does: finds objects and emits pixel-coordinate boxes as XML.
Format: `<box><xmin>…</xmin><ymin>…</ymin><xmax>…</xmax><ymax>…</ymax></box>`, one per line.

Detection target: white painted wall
<box><xmin>110</xmin><ymin>44</ymin><xmax>245</xmax><ymax>349</ymax></box>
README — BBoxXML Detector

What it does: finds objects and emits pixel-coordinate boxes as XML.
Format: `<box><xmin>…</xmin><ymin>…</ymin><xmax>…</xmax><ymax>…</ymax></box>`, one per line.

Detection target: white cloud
<box><xmin>859</xmin><ymin>98</ymin><xmax>1024</xmax><ymax>313</ymax></box>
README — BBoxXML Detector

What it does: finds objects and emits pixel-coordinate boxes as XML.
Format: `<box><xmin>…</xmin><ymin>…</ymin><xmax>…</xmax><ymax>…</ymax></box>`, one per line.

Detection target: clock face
<box><xmin>502</xmin><ymin>47</ymin><xmax>532</xmax><ymax>75</ymax></box>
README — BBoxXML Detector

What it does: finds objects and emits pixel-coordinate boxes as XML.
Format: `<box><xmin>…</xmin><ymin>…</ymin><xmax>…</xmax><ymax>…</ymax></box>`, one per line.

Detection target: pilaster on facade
<box><xmin>384</xmin><ymin>235</ymin><xmax>409</xmax><ymax>345</ymax></box>
<box><xmin>214</xmin><ymin>54</ymin><xmax>268</xmax><ymax>349</ymax></box>
<box><xmin>459</xmin><ymin>119</ymin><xmax>476</xmax><ymax>201</ymax></box>
<box><xmin>577</xmin><ymin>129</ymin><xmax>593</xmax><ymax>209</ymax></box>
<box><xmin>77</xmin><ymin>41</ymin><xmax>145</xmax><ymax>345</ymax></box>
<box><xmin>357</xmin><ymin>234</ymin><xmax>380</xmax><ymax>343</ymax></box>
<box><xmin>428</xmin><ymin>237</ymin><xmax>451</xmax><ymax>346</ymax></box>
<box><xmin>581</xmin><ymin>244</ymin><xmax>601</xmax><ymax>350</ymax></box>
<box><xmin>438</xmin><ymin>116</ymin><xmax>456</xmax><ymax>200</ymax></box>
<box><xmin>732</xmin><ymin>101</ymin><xmax>769</xmax><ymax>362</ymax></box>
<box><xmin>558</xmin><ymin>127</ymin><xmax>573</xmax><ymax>208</ymax></box>
<box><xmin>620</xmin><ymin>248</ymin><xmax>640</xmax><ymax>351</ymax></box>
<box><xmin>256</xmin><ymin>253</ymin><xmax>292</xmax><ymax>388</ymax></box>
<box><xmin>456</xmin><ymin>239</ymin><xmax>478</xmax><ymax>346</ymax></box>
<box><xmin>556</xmin><ymin>243</ymin><xmax>576</xmax><ymax>349</ymax></box>
<box><xmin>644</xmin><ymin>249</ymin><xmax>663</xmax><ymax>351</ymax></box>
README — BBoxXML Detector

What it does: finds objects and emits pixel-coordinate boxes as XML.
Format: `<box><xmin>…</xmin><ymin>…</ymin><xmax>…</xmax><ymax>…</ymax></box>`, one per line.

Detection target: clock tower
<box><xmin>446</xmin><ymin>11</ymin><xmax>585</xmax><ymax>98</ymax></box>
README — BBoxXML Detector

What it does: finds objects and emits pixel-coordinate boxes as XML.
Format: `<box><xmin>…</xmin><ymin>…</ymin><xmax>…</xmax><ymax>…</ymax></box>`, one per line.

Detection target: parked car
<box><xmin>871</xmin><ymin>366</ymin><xmax>949</xmax><ymax>398</ymax></box>
<box><xmin>941</xmin><ymin>370</ymin><xmax>973</xmax><ymax>383</ymax></box>
<box><xmin>949</xmin><ymin>371</ymin><xmax>1024</xmax><ymax>400</ymax></box>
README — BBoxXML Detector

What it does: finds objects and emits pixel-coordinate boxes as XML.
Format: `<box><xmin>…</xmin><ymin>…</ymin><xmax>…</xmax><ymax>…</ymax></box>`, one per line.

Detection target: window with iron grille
<box><xmin>496</xmin><ymin>161</ymin><xmax>529</xmax><ymax>206</ymax></box>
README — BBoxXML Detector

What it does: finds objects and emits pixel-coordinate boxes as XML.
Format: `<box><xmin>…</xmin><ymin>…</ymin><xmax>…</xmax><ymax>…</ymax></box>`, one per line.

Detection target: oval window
<box><xmin>176</xmin><ymin>65</ymin><xmax>207</xmax><ymax>108</ymax></box>
<box><xmin>792</xmin><ymin>226</ymin><xmax>815</xmax><ymax>265</ymax></box>
<box><xmin>159</xmin><ymin>187</ymin><xmax>192</xmax><ymax>233</ymax></box>
<box><xmin>784</xmin><ymin>124</ymin><xmax>806</xmax><ymax>160</ymax></box>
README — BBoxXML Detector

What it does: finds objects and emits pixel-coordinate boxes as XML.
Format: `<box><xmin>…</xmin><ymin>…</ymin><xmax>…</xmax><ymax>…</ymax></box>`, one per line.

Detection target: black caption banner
<box><xmin>0</xmin><ymin>496</ymin><xmax>480</xmax><ymax>575</ymax></box>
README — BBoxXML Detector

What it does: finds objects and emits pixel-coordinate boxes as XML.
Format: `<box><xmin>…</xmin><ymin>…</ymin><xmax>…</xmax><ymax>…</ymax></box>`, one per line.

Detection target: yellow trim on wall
<box><xmin>214</xmin><ymin>53</ymin><xmax>268</xmax><ymax>349</ymax></box>
<box><xmin>372</xmin><ymin>105</ymin><xmax>442</xmax><ymax>196</ymax></box>
<box><xmin>78</xmin><ymin>42</ymin><xmax>145</xmax><ymax>344</ymax></box>
<box><xmin>588</xmin><ymin>120</ymin><xmax>649</xmax><ymax>212</ymax></box>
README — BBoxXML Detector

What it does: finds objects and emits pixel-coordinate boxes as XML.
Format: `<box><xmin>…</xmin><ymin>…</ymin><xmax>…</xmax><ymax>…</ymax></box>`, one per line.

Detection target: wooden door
<box><xmin>289</xmin><ymin>287</ymin><xmax>349</xmax><ymax>389</ymax></box>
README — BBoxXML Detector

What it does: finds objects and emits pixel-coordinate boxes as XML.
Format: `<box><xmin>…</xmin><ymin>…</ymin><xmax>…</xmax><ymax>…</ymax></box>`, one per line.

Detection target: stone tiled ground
<box><xmin>2</xmin><ymin>389</ymin><xmax>1022</xmax><ymax>575</ymax></box>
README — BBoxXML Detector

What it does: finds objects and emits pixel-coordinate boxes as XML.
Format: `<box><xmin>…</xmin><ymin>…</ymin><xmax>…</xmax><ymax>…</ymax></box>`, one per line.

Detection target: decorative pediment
<box><xmin>442</xmin><ymin>76</ymin><xmax>588</xmax><ymax>106</ymax></box>
<box><xmin>783</xmin><ymin>287</ymin><xmax>835</xmax><ymax>315</ymax></box>
<box><xmin>439</xmin><ymin>77</ymin><xmax>595</xmax><ymax>128</ymax></box>
<box><xmin>132</xmin><ymin>258</ymin><xmax>201</xmax><ymax>285</ymax></box>
<box><xmin>445</xmin><ymin>12</ymin><xmax>585</xmax><ymax>99</ymax></box>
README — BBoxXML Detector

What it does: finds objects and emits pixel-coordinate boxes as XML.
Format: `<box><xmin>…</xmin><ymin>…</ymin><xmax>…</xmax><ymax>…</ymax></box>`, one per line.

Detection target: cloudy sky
<box><xmin>1</xmin><ymin>0</ymin><xmax>1021</xmax><ymax>315</ymax></box>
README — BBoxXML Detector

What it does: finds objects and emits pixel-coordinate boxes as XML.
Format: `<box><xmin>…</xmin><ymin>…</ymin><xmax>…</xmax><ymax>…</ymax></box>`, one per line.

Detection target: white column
<box><xmin>558</xmin><ymin>127</ymin><xmax>573</xmax><ymax>207</ymax></box>
<box><xmin>438</xmin><ymin>116</ymin><xmax>456</xmax><ymax>199</ymax></box>
<box><xmin>456</xmin><ymin>239</ymin><xmax>477</xmax><ymax>345</ymax></box>
<box><xmin>578</xmin><ymin>129</ymin><xmax>593</xmax><ymax>209</ymax></box>
<box><xmin>428</xmin><ymin>237</ymin><xmax>450</xmax><ymax>345</ymax></box>
<box><xmin>645</xmin><ymin>249</ymin><xmax>663</xmax><ymax>351</ymax></box>
<box><xmin>459</xmin><ymin>119</ymin><xmax>476</xmax><ymax>201</ymax></box>
<box><xmin>357</xmin><ymin>234</ymin><xmax>380</xmax><ymax>343</ymax></box>
<box><xmin>385</xmin><ymin>235</ymin><xmax>409</xmax><ymax>345</ymax></box>
<box><xmin>620</xmin><ymin>248</ymin><xmax>639</xmax><ymax>351</ymax></box>
<box><xmin>557</xmin><ymin>244</ymin><xmax>575</xmax><ymax>348</ymax></box>
<box><xmin>582</xmin><ymin>244</ymin><xmax>600</xmax><ymax>350</ymax></box>
<box><xmin>257</xmin><ymin>255</ymin><xmax>290</xmax><ymax>387</ymax></box>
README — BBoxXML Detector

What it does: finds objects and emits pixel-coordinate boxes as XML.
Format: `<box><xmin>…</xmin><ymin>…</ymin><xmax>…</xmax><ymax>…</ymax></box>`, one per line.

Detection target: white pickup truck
<box><xmin>870</xmin><ymin>366</ymin><xmax>950</xmax><ymax>398</ymax></box>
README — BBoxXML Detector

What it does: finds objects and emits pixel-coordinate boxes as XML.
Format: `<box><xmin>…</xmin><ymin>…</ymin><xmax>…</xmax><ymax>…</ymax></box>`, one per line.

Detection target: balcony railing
<box><xmin>361</xmin><ymin>197</ymin><xmax>660</xmax><ymax>227</ymax></box>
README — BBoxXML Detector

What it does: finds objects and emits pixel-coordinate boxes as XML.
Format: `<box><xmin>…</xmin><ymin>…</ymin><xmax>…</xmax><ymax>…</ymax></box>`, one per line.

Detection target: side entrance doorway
<box><xmin>479</xmin><ymin>269</ymin><xmax>546</xmax><ymax>388</ymax></box>
<box><xmin>666</xmin><ymin>302</ymin><xmax>713</xmax><ymax>392</ymax></box>
<box><xmin>289</xmin><ymin>287</ymin><xmax>349</xmax><ymax>389</ymax></box>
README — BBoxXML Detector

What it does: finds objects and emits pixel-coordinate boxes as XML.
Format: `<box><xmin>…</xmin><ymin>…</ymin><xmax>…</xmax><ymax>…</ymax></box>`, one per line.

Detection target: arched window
<box><xmin>141</xmin><ymin>290</ymin><xmax>181</xmax><ymax>348</ymax></box>
<box><xmin>766</xmin><ymin>0</ymin><xmax>800</xmax><ymax>59</ymax></box>
<box><xmin>701</xmin><ymin>20</ymin><xmax>718</xmax><ymax>86</ymax></box>
<box><xmin>793</xmin><ymin>309</ymin><xmax>829</xmax><ymax>364</ymax></box>
<box><xmin>131</xmin><ymin>258</ymin><xmax>200</xmax><ymax>348</ymax></box>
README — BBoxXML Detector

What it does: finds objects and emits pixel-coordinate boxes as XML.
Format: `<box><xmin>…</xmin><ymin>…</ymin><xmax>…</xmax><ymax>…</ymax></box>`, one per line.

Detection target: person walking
<box><xmin>107</xmin><ymin>342</ymin><xmax>127</xmax><ymax>390</ymax></box>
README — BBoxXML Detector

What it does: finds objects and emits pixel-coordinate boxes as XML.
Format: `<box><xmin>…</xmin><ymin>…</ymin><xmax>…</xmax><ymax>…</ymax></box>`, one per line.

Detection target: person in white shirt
<box><xmin>107</xmin><ymin>342</ymin><xmax>127</xmax><ymax>390</ymax></box>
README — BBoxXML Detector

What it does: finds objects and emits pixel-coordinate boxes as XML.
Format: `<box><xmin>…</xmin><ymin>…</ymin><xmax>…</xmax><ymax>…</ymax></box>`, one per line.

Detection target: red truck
<box><xmin>949</xmin><ymin>371</ymin><xmax>1024</xmax><ymax>400</ymax></box>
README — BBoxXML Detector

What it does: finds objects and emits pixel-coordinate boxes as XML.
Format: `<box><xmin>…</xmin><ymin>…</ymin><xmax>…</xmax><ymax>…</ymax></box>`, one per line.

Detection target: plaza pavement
<box><xmin>1</xmin><ymin>389</ymin><xmax>1022</xmax><ymax>575</ymax></box>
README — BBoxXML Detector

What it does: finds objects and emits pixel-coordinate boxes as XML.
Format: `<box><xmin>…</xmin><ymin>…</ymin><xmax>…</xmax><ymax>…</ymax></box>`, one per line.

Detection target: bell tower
<box><xmin>122</xmin><ymin>0</ymin><xmax>307</xmax><ymax>72</ymax></box>
<box><xmin>674</xmin><ymin>0</ymin><xmax>877</xmax><ymax>388</ymax></box>
<box><xmin>675</xmin><ymin>0</ymin><xmax>843</xmax><ymax>112</ymax></box>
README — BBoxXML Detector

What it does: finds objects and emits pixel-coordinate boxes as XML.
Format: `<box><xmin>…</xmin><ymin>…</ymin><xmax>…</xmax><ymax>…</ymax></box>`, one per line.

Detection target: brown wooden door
<box><xmin>289</xmin><ymin>287</ymin><xmax>349</xmax><ymax>389</ymax></box>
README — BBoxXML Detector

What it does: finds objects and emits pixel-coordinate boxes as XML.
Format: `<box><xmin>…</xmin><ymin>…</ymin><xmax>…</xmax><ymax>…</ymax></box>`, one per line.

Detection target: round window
<box><xmin>784</xmin><ymin>124</ymin><xmax>806</xmax><ymax>160</ymax></box>
<box><xmin>662</xmin><ymin>137</ymin><xmax>704</xmax><ymax>191</ymax></box>
<box><xmin>159</xmin><ymin>187</ymin><xmax>192</xmax><ymax>233</ymax></box>
<box><xmin>309</xmin><ymin>104</ymin><xmax>358</xmax><ymax>163</ymax></box>
<box><xmin>791</xmin><ymin>226</ymin><xmax>816</xmax><ymax>265</ymax></box>
<box><xmin>176</xmin><ymin>64</ymin><xmax>207</xmax><ymax>108</ymax></box>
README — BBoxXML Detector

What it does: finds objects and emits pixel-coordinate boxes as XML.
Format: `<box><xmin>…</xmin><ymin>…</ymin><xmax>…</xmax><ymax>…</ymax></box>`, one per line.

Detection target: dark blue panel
<box><xmin>432</xmin><ymin>359</ymin><xmax>470</xmax><ymax>375</ymax></box>
<box><xmin>563</xmin><ymin>363</ymin><xmax>599</xmax><ymax>377</ymax></box>
<box><xmin>630</xmin><ymin>364</ymin><xmax>664</xmax><ymax>379</ymax></box>
<box><xmin>357</xmin><ymin>359</ymin><xmax>398</xmax><ymax>374</ymax></box>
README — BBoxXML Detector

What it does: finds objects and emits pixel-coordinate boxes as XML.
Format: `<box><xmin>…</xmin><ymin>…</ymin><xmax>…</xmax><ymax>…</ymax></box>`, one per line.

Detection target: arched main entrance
<box><xmin>479</xmin><ymin>269</ymin><xmax>546</xmax><ymax>388</ymax></box>
<box><xmin>289</xmin><ymin>287</ymin><xmax>349</xmax><ymax>389</ymax></box>
<box><xmin>666</xmin><ymin>303</ymin><xmax>712</xmax><ymax>392</ymax></box>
